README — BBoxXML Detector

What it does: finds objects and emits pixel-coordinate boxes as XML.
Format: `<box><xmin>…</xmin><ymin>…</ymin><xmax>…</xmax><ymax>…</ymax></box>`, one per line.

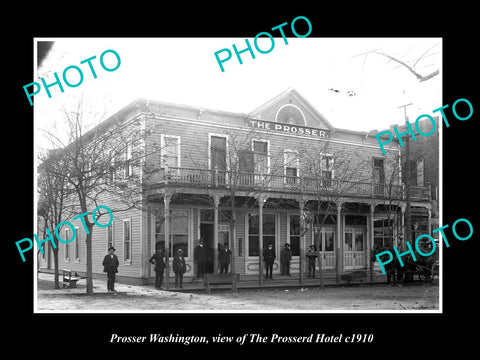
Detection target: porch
<box><xmin>149</xmin><ymin>166</ymin><xmax>431</xmax><ymax>201</ymax></box>
<box><xmin>156</xmin><ymin>270</ymin><xmax>393</xmax><ymax>292</ymax></box>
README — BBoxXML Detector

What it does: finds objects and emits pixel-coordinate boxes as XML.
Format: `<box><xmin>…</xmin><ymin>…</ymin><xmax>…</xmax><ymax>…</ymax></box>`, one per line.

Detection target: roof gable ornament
<box><xmin>248</xmin><ymin>88</ymin><xmax>334</xmax><ymax>132</ymax></box>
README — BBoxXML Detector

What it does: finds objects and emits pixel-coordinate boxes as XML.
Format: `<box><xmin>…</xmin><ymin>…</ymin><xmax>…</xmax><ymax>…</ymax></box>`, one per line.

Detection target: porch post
<box><xmin>427</xmin><ymin>207</ymin><xmax>432</xmax><ymax>234</ymax></box>
<box><xmin>400</xmin><ymin>204</ymin><xmax>406</xmax><ymax>248</ymax></box>
<box><xmin>213</xmin><ymin>193</ymin><xmax>220</xmax><ymax>274</ymax></box>
<box><xmin>369</xmin><ymin>204</ymin><xmax>375</xmax><ymax>282</ymax></box>
<box><xmin>299</xmin><ymin>197</ymin><xmax>305</xmax><ymax>285</ymax></box>
<box><xmin>258</xmin><ymin>195</ymin><xmax>264</xmax><ymax>286</ymax></box>
<box><xmin>336</xmin><ymin>201</ymin><xmax>343</xmax><ymax>283</ymax></box>
<box><xmin>164</xmin><ymin>191</ymin><xmax>172</xmax><ymax>290</ymax></box>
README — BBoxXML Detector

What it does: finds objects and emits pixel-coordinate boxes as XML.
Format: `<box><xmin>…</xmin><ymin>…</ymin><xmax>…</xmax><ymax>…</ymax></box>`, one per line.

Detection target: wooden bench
<box><xmin>204</xmin><ymin>273</ymin><xmax>240</xmax><ymax>293</ymax></box>
<box><xmin>62</xmin><ymin>269</ymin><xmax>82</xmax><ymax>288</ymax></box>
<box><xmin>340</xmin><ymin>270</ymin><xmax>367</xmax><ymax>285</ymax></box>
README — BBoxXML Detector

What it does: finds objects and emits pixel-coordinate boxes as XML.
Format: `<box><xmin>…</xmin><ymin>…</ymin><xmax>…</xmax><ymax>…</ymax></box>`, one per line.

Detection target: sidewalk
<box><xmin>37</xmin><ymin>270</ymin><xmax>394</xmax><ymax>294</ymax></box>
<box><xmin>36</xmin><ymin>272</ymin><xmax>439</xmax><ymax>312</ymax></box>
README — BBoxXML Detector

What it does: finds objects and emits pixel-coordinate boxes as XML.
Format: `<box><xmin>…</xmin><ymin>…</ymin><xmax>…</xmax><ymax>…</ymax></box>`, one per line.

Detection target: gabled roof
<box><xmin>248</xmin><ymin>88</ymin><xmax>334</xmax><ymax>131</ymax></box>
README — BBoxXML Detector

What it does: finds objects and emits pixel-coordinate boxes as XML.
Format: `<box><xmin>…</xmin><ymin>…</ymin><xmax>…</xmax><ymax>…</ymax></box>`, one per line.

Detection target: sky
<box><xmin>34</xmin><ymin>37</ymin><xmax>441</xmax><ymax>151</ymax></box>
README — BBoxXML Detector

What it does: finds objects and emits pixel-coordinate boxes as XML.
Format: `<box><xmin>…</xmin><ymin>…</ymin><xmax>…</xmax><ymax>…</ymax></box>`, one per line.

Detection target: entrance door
<box><xmin>200</xmin><ymin>223</ymin><xmax>215</xmax><ymax>273</ymax></box>
<box><xmin>313</xmin><ymin>226</ymin><xmax>335</xmax><ymax>269</ymax></box>
<box><xmin>344</xmin><ymin>228</ymin><xmax>365</xmax><ymax>269</ymax></box>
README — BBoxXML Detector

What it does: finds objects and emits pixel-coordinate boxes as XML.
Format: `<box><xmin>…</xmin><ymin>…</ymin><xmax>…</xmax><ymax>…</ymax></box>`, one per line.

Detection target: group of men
<box><xmin>101</xmin><ymin>239</ymin><xmax>322</xmax><ymax>292</ymax></box>
<box><xmin>263</xmin><ymin>243</ymin><xmax>319</xmax><ymax>280</ymax></box>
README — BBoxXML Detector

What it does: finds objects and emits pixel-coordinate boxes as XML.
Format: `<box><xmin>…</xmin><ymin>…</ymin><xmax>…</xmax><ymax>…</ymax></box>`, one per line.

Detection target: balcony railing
<box><xmin>153</xmin><ymin>167</ymin><xmax>431</xmax><ymax>201</ymax></box>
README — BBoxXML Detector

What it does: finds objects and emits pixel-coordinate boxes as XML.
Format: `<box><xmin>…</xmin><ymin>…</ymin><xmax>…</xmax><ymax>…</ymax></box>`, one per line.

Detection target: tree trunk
<box><xmin>53</xmin><ymin>248</ymin><xmax>60</xmax><ymax>289</ymax></box>
<box><xmin>86</xmin><ymin>229</ymin><xmax>94</xmax><ymax>295</ymax></box>
<box><xmin>230</xmin><ymin>212</ymin><xmax>237</xmax><ymax>293</ymax></box>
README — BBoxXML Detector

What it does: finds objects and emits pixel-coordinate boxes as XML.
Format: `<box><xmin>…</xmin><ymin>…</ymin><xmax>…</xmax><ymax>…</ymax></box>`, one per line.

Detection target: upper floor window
<box><xmin>416</xmin><ymin>157</ymin><xmax>424</xmax><ymax>187</ymax></box>
<box><xmin>373</xmin><ymin>158</ymin><xmax>385</xmax><ymax>184</ymax></box>
<box><xmin>210</xmin><ymin>135</ymin><xmax>227</xmax><ymax>171</ymax></box>
<box><xmin>320</xmin><ymin>154</ymin><xmax>334</xmax><ymax>186</ymax></box>
<box><xmin>123</xmin><ymin>142</ymin><xmax>133</xmax><ymax>178</ymax></box>
<box><xmin>253</xmin><ymin>140</ymin><xmax>268</xmax><ymax>174</ymax></box>
<box><xmin>284</xmin><ymin>150</ymin><xmax>299</xmax><ymax>185</ymax></box>
<box><xmin>161</xmin><ymin>135</ymin><xmax>180</xmax><ymax>169</ymax></box>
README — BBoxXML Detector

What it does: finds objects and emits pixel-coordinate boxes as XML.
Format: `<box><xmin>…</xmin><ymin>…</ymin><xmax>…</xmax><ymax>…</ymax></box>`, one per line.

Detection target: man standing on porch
<box><xmin>280</xmin><ymin>243</ymin><xmax>292</xmax><ymax>276</ymax></box>
<box><xmin>306</xmin><ymin>245</ymin><xmax>318</xmax><ymax>278</ymax></box>
<box><xmin>263</xmin><ymin>242</ymin><xmax>276</xmax><ymax>280</ymax></box>
<box><xmin>194</xmin><ymin>238</ymin><xmax>207</xmax><ymax>280</ymax></box>
<box><xmin>218</xmin><ymin>243</ymin><xmax>232</xmax><ymax>274</ymax></box>
<box><xmin>149</xmin><ymin>248</ymin><xmax>166</xmax><ymax>289</ymax></box>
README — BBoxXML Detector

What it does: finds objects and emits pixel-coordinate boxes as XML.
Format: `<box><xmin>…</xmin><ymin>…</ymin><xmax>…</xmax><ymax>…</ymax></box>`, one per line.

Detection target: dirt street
<box><xmin>36</xmin><ymin>273</ymin><xmax>439</xmax><ymax>312</ymax></box>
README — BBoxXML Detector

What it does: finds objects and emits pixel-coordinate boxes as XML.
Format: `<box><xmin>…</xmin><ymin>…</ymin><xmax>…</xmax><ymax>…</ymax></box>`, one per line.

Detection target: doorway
<box><xmin>313</xmin><ymin>226</ymin><xmax>335</xmax><ymax>269</ymax></box>
<box><xmin>200</xmin><ymin>223</ymin><xmax>215</xmax><ymax>274</ymax></box>
<box><xmin>344</xmin><ymin>227</ymin><xmax>366</xmax><ymax>269</ymax></box>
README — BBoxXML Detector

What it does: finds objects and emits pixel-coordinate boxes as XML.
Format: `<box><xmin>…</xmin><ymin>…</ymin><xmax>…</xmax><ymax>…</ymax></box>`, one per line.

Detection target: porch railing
<box><xmin>153</xmin><ymin>167</ymin><xmax>430</xmax><ymax>201</ymax></box>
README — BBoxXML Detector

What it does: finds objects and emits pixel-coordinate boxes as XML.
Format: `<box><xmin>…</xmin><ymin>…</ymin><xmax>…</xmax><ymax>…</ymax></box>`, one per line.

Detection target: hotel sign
<box><xmin>246</xmin><ymin>119</ymin><xmax>330</xmax><ymax>138</ymax></box>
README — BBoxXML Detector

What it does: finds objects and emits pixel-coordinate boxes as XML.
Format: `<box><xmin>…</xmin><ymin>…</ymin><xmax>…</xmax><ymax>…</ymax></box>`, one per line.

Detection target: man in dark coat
<box><xmin>194</xmin><ymin>238</ymin><xmax>208</xmax><ymax>279</ymax></box>
<box><xmin>149</xmin><ymin>248</ymin><xmax>166</xmax><ymax>289</ymax></box>
<box><xmin>280</xmin><ymin>243</ymin><xmax>292</xmax><ymax>276</ymax></box>
<box><xmin>218</xmin><ymin>243</ymin><xmax>232</xmax><ymax>274</ymax></box>
<box><xmin>173</xmin><ymin>248</ymin><xmax>187</xmax><ymax>288</ymax></box>
<box><xmin>263</xmin><ymin>242</ymin><xmax>276</xmax><ymax>280</ymax></box>
<box><xmin>102</xmin><ymin>246</ymin><xmax>119</xmax><ymax>292</ymax></box>
<box><xmin>306</xmin><ymin>244</ymin><xmax>318</xmax><ymax>278</ymax></box>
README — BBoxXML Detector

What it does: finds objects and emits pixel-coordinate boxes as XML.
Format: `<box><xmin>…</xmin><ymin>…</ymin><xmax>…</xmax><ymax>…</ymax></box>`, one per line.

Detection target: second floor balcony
<box><xmin>150</xmin><ymin>166</ymin><xmax>431</xmax><ymax>201</ymax></box>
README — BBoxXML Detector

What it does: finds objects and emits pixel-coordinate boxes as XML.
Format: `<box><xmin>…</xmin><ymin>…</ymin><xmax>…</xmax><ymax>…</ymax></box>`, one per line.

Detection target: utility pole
<box><xmin>398</xmin><ymin>102</ymin><xmax>413</xmax><ymax>247</ymax></box>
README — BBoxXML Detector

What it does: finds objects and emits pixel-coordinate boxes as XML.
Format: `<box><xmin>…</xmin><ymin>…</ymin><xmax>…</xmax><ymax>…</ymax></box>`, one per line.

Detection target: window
<box><xmin>373</xmin><ymin>158</ymin><xmax>385</xmax><ymax>184</ymax></box>
<box><xmin>253</xmin><ymin>140</ymin><xmax>268</xmax><ymax>174</ymax></box>
<box><xmin>238</xmin><ymin>149</ymin><xmax>253</xmax><ymax>172</ymax></box>
<box><xmin>123</xmin><ymin>142</ymin><xmax>133</xmax><ymax>178</ymax></box>
<box><xmin>108</xmin><ymin>149</ymin><xmax>115</xmax><ymax>183</ymax></box>
<box><xmin>74</xmin><ymin>227</ymin><xmax>80</xmax><ymax>261</ymax></box>
<box><xmin>210</xmin><ymin>135</ymin><xmax>227</xmax><ymax>171</ymax></box>
<box><xmin>248</xmin><ymin>213</ymin><xmax>276</xmax><ymax>257</ymax></box>
<box><xmin>64</xmin><ymin>228</ymin><xmax>70</xmax><ymax>261</ymax></box>
<box><xmin>416</xmin><ymin>157</ymin><xmax>424</xmax><ymax>187</ymax></box>
<box><xmin>408</xmin><ymin>160</ymin><xmax>417</xmax><ymax>186</ymax></box>
<box><xmin>123</xmin><ymin>219</ymin><xmax>131</xmax><ymax>261</ymax></box>
<box><xmin>155</xmin><ymin>210</ymin><xmax>189</xmax><ymax>257</ymax></box>
<box><xmin>289</xmin><ymin>215</ymin><xmax>300</xmax><ymax>256</ymax></box>
<box><xmin>373</xmin><ymin>158</ymin><xmax>385</xmax><ymax>195</ymax></box>
<box><xmin>161</xmin><ymin>135</ymin><xmax>180</xmax><ymax>169</ymax></box>
<box><xmin>107</xmin><ymin>222</ymin><xmax>114</xmax><ymax>251</ymax></box>
<box><xmin>275</xmin><ymin>104</ymin><xmax>306</xmax><ymax>126</ymax></box>
<box><xmin>374</xmin><ymin>219</ymin><xmax>393</xmax><ymax>250</ymax></box>
<box><xmin>321</xmin><ymin>154</ymin><xmax>334</xmax><ymax>187</ymax></box>
<box><xmin>284</xmin><ymin>150</ymin><xmax>299</xmax><ymax>185</ymax></box>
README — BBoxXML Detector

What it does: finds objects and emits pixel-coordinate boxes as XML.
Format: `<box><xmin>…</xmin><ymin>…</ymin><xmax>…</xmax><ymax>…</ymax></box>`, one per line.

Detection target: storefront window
<box><xmin>374</xmin><ymin>219</ymin><xmax>393</xmax><ymax>250</ymax></box>
<box><xmin>248</xmin><ymin>213</ymin><xmax>276</xmax><ymax>257</ymax></box>
<box><xmin>289</xmin><ymin>215</ymin><xmax>300</xmax><ymax>256</ymax></box>
<box><xmin>155</xmin><ymin>210</ymin><xmax>189</xmax><ymax>257</ymax></box>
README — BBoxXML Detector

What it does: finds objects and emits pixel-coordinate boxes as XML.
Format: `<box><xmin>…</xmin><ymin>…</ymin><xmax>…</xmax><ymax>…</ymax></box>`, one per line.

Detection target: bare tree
<box><xmin>352</xmin><ymin>44</ymin><xmax>440</xmax><ymax>83</ymax></box>
<box><xmin>39</xmin><ymin>98</ymin><xmax>163</xmax><ymax>294</ymax></box>
<box><xmin>37</xmin><ymin>149</ymin><xmax>76</xmax><ymax>288</ymax></box>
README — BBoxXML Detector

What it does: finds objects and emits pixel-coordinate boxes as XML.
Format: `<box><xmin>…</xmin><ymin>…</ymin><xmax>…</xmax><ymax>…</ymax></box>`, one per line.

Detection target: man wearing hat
<box><xmin>306</xmin><ymin>244</ymin><xmax>318</xmax><ymax>278</ymax></box>
<box><xmin>280</xmin><ymin>243</ymin><xmax>292</xmax><ymax>276</ymax></box>
<box><xmin>149</xmin><ymin>248</ymin><xmax>166</xmax><ymax>289</ymax></box>
<box><xmin>173</xmin><ymin>248</ymin><xmax>187</xmax><ymax>288</ymax></box>
<box><xmin>102</xmin><ymin>246</ymin><xmax>119</xmax><ymax>292</ymax></box>
<box><xmin>263</xmin><ymin>242</ymin><xmax>276</xmax><ymax>280</ymax></box>
<box><xmin>194</xmin><ymin>238</ymin><xmax>207</xmax><ymax>280</ymax></box>
<box><xmin>218</xmin><ymin>243</ymin><xmax>232</xmax><ymax>274</ymax></box>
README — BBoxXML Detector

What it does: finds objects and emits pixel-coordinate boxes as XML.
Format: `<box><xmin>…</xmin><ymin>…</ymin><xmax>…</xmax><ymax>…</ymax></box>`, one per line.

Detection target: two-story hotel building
<box><xmin>38</xmin><ymin>89</ymin><xmax>433</xmax><ymax>285</ymax></box>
